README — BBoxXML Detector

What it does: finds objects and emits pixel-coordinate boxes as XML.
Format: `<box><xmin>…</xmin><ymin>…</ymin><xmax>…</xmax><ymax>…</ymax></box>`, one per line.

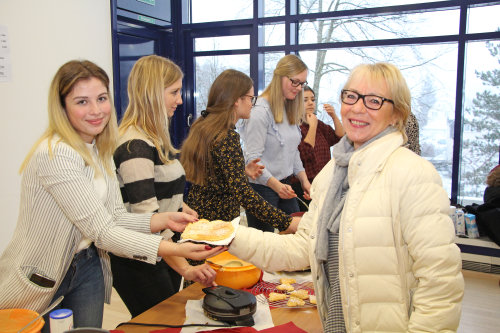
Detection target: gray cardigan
<box><xmin>0</xmin><ymin>137</ymin><xmax>162</xmax><ymax>313</ymax></box>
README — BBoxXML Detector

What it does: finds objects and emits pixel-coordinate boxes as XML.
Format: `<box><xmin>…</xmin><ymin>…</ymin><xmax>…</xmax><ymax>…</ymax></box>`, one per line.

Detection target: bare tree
<box><xmin>462</xmin><ymin>41</ymin><xmax>500</xmax><ymax>197</ymax></box>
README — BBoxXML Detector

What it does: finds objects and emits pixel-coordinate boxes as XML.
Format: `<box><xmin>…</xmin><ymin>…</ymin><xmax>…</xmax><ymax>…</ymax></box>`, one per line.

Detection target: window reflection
<box><xmin>262</xmin><ymin>0</ymin><xmax>285</xmax><ymax>17</ymax></box>
<box><xmin>301</xmin><ymin>43</ymin><xmax>458</xmax><ymax>197</ymax></box>
<box><xmin>468</xmin><ymin>4</ymin><xmax>500</xmax><ymax>34</ymax></box>
<box><xmin>187</xmin><ymin>0</ymin><xmax>500</xmax><ymax>204</ymax></box>
<box><xmin>191</xmin><ymin>0</ymin><xmax>252</xmax><ymax>23</ymax></box>
<box><xmin>299</xmin><ymin>0</ymin><xmax>444</xmax><ymax>13</ymax></box>
<box><xmin>195</xmin><ymin>35</ymin><xmax>250</xmax><ymax>52</ymax></box>
<box><xmin>195</xmin><ymin>55</ymin><xmax>250</xmax><ymax>117</ymax></box>
<box><xmin>264</xmin><ymin>52</ymin><xmax>285</xmax><ymax>88</ymax></box>
<box><xmin>299</xmin><ymin>10</ymin><xmax>459</xmax><ymax>44</ymax></box>
<box><xmin>460</xmin><ymin>40</ymin><xmax>500</xmax><ymax>203</ymax></box>
<box><xmin>262</xmin><ymin>24</ymin><xmax>285</xmax><ymax>46</ymax></box>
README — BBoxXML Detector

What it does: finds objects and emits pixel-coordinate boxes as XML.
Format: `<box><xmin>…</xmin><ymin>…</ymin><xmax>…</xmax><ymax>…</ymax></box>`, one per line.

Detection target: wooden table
<box><xmin>116</xmin><ymin>283</ymin><xmax>322</xmax><ymax>332</ymax></box>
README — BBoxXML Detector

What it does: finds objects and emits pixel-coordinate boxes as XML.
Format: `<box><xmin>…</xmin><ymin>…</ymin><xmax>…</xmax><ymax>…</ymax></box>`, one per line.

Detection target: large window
<box><xmin>194</xmin><ymin>55</ymin><xmax>250</xmax><ymax>116</ymax></box>
<box><xmin>180</xmin><ymin>0</ymin><xmax>500</xmax><ymax>205</ymax></box>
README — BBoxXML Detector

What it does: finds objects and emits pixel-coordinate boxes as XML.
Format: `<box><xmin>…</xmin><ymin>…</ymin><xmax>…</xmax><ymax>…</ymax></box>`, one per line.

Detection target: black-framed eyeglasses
<box><xmin>244</xmin><ymin>95</ymin><xmax>258</xmax><ymax>106</ymax></box>
<box><xmin>341</xmin><ymin>89</ymin><xmax>394</xmax><ymax>110</ymax></box>
<box><xmin>288</xmin><ymin>77</ymin><xmax>308</xmax><ymax>88</ymax></box>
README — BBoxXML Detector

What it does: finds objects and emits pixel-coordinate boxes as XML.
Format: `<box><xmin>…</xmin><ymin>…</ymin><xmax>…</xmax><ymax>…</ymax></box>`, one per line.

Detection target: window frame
<box><xmin>176</xmin><ymin>0</ymin><xmax>500</xmax><ymax>204</ymax></box>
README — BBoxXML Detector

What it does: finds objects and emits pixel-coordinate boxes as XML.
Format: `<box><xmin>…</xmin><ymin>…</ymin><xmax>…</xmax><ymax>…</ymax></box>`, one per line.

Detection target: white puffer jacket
<box><xmin>230</xmin><ymin>132</ymin><xmax>464</xmax><ymax>332</ymax></box>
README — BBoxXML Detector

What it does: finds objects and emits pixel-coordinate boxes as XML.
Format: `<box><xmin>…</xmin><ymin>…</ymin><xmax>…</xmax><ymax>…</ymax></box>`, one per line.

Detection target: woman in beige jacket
<box><xmin>229</xmin><ymin>62</ymin><xmax>464</xmax><ymax>332</ymax></box>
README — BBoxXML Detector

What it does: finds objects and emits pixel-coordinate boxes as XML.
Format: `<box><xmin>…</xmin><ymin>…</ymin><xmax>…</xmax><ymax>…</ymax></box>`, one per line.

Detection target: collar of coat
<box><xmin>347</xmin><ymin>131</ymin><xmax>404</xmax><ymax>185</ymax></box>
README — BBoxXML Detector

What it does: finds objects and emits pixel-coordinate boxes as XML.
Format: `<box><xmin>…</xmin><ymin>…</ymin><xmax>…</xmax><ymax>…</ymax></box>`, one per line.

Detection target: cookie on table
<box><xmin>287</xmin><ymin>297</ymin><xmax>305</xmax><ymax>307</ymax></box>
<box><xmin>279</xmin><ymin>277</ymin><xmax>296</xmax><ymax>285</ymax></box>
<box><xmin>276</xmin><ymin>283</ymin><xmax>294</xmax><ymax>292</ymax></box>
<box><xmin>290</xmin><ymin>289</ymin><xmax>309</xmax><ymax>300</ymax></box>
<box><xmin>268</xmin><ymin>292</ymin><xmax>288</xmax><ymax>302</ymax></box>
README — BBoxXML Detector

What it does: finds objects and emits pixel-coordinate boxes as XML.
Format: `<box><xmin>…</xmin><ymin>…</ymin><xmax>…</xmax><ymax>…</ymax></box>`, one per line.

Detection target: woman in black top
<box><xmin>181</xmin><ymin>69</ymin><xmax>300</xmax><ymax>233</ymax></box>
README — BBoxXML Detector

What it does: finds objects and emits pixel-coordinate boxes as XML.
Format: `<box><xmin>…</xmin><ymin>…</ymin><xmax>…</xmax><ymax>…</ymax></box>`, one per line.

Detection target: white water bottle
<box><xmin>49</xmin><ymin>308</ymin><xmax>73</xmax><ymax>333</ymax></box>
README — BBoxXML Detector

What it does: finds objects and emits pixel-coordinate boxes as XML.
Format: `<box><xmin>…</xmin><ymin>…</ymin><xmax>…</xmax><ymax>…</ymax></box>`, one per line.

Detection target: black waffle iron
<box><xmin>202</xmin><ymin>286</ymin><xmax>257</xmax><ymax>326</ymax></box>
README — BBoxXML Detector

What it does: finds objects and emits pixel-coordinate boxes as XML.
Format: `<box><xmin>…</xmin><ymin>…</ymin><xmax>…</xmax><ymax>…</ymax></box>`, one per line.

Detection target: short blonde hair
<box><xmin>119</xmin><ymin>55</ymin><xmax>183</xmax><ymax>164</ymax></box>
<box><xmin>343</xmin><ymin>62</ymin><xmax>411</xmax><ymax>140</ymax></box>
<box><xmin>262</xmin><ymin>54</ymin><xmax>307</xmax><ymax>125</ymax></box>
<box><xmin>20</xmin><ymin>60</ymin><xmax>117</xmax><ymax>175</ymax></box>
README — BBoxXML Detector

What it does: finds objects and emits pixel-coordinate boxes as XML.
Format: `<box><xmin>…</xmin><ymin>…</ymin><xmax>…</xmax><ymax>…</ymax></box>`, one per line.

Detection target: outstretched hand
<box><xmin>245</xmin><ymin>158</ymin><xmax>265</xmax><ymax>180</ymax></box>
<box><xmin>175</xmin><ymin>242</ymin><xmax>227</xmax><ymax>261</ymax></box>
<box><xmin>151</xmin><ymin>212</ymin><xmax>198</xmax><ymax>233</ymax></box>
<box><xmin>183</xmin><ymin>263</ymin><xmax>217</xmax><ymax>287</ymax></box>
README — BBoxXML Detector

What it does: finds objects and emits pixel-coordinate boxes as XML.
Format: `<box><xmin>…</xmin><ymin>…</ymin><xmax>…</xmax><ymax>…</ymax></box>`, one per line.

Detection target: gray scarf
<box><xmin>315</xmin><ymin>126</ymin><xmax>397</xmax><ymax>262</ymax></box>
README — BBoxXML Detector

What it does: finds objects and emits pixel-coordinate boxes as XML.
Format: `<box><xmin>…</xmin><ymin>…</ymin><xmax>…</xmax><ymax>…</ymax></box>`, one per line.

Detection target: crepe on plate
<box><xmin>181</xmin><ymin>219</ymin><xmax>235</xmax><ymax>242</ymax></box>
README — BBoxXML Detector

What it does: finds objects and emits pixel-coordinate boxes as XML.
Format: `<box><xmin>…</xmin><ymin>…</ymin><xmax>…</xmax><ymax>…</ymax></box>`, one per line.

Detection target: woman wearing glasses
<box><xmin>181</xmin><ymin>69</ymin><xmax>300</xmax><ymax>234</ymax></box>
<box><xmin>228</xmin><ymin>62</ymin><xmax>464</xmax><ymax>332</ymax></box>
<box><xmin>239</xmin><ymin>54</ymin><xmax>312</xmax><ymax>232</ymax></box>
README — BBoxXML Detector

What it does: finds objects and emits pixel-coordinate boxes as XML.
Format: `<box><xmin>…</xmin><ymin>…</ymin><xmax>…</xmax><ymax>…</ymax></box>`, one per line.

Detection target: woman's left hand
<box><xmin>151</xmin><ymin>212</ymin><xmax>198</xmax><ymax>233</ymax></box>
<box><xmin>183</xmin><ymin>263</ymin><xmax>217</xmax><ymax>287</ymax></box>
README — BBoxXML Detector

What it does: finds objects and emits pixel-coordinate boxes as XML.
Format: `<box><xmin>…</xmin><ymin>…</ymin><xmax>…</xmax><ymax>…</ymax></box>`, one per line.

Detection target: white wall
<box><xmin>0</xmin><ymin>0</ymin><xmax>113</xmax><ymax>254</ymax></box>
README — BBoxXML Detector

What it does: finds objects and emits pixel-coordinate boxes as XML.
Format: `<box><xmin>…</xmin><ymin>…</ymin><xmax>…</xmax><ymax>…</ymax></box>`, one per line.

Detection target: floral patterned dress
<box><xmin>187</xmin><ymin>129</ymin><xmax>292</xmax><ymax>231</ymax></box>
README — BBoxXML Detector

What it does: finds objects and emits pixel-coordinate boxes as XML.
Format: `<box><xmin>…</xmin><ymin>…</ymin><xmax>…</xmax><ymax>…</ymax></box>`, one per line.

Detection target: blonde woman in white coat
<box><xmin>0</xmin><ymin>60</ymin><xmax>225</xmax><ymax>332</ymax></box>
<box><xmin>228</xmin><ymin>63</ymin><xmax>464</xmax><ymax>332</ymax></box>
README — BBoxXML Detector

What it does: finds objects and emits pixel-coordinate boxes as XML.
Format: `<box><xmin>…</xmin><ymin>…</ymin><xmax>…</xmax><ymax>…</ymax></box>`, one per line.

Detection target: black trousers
<box><xmin>109</xmin><ymin>253</ymin><xmax>181</xmax><ymax>317</ymax></box>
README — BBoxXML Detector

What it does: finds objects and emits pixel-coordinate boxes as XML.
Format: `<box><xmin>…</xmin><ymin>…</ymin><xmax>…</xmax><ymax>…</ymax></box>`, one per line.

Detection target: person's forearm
<box><xmin>149</xmin><ymin>212</ymin><xmax>163</xmax><ymax>233</ymax></box>
<box><xmin>157</xmin><ymin>239</ymin><xmax>179</xmax><ymax>257</ymax></box>
<box><xmin>303</xmin><ymin>126</ymin><xmax>317</xmax><ymax>147</ymax></box>
<box><xmin>163</xmin><ymin>254</ymin><xmax>190</xmax><ymax>276</ymax></box>
<box><xmin>296</xmin><ymin>171</ymin><xmax>309</xmax><ymax>184</ymax></box>
<box><xmin>266</xmin><ymin>176</ymin><xmax>281</xmax><ymax>193</ymax></box>
<box><xmin>331</xmin><ymin>114</ymin><xmax>345</xmax><ymax>137</ymax></box>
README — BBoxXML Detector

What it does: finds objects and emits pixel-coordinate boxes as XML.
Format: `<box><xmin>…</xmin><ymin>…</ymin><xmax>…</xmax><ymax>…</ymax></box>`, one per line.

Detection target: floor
<box><xmin>102</xmin><ymin>269</ymin><xmax>500</xmax><ymax>332</ymax></box>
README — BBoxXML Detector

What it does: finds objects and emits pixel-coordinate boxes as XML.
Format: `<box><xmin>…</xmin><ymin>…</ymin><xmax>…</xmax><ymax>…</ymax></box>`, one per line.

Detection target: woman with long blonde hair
<box><xmin>0</xmin><ymin>60</ymin><xmax>223</xmax><ymax>331</ymax></box>
<box><xmin>181</xmin><ymin>69</ymin><xmax>299</xmax><ymax>234</ymax></box>
<box><xmin>110</xmin><ymin>55</ymin><xmax>217</xmax><ymax>317</ymax></box>
<box><xmin>239</xmin><ymin>54</ymin><xmax>311</xmax><ymax>232</ymax></box>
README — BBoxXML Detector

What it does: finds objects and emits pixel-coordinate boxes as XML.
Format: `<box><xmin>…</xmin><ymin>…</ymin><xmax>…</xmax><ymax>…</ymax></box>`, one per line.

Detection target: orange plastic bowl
<box><xmin>0</xmin><ymin>308</ymin><xmax>45</xmax><ymax>333</ymax></box>
<box><xmin>206</xmin><ymin>252</ymin><xmax>261</xmax><ymax>289</ymax></box>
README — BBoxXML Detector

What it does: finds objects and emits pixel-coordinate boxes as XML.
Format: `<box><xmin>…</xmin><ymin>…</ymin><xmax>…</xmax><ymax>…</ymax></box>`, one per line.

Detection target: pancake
<box><xmin>181</xmin><ymin>219</ymin><xmax>235</xmax><ymax>242</ymax></box>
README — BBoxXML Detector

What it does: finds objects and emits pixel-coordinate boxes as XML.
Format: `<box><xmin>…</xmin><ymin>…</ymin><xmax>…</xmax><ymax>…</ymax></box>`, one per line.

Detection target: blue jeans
<box><xmin>42</xmin><ymin>244</ymin><xmax>105</xmax><ymax>333</ymax></box>
<box><xmin>247</xmin><ymin>180</ymin><xmax>299</xmax><ymax>232</ymax></box>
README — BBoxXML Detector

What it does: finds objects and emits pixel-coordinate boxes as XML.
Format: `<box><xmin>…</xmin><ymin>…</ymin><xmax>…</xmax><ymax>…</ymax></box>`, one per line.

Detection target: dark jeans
<box><xmin>42</xmin><ymin>244</ymin><xmax>105</xmax><ymax>333</ymax></box>
<box><xmin>109</xmin><ymin>253</ymin><xmax>181</xmax><ymax>318</ymax></box>
<box><xmin>247</xmin><ymin>180</ymin><xmax>299</xmax><ymax>232</ymax></box>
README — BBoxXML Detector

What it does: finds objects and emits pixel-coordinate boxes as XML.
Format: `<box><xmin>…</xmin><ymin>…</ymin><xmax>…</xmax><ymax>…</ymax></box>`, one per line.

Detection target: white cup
<box><xmin>49</xmin><ymin>308</ymin><xmax>73</xmax><ymax>333</ymax></box>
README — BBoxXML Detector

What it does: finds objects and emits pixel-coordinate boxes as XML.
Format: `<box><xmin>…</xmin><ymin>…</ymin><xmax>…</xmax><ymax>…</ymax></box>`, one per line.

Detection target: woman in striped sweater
<box><xmin>109</xmin><ymin>55</ymin><xmax>217</xmax><ymax>317</ymax></box>
<box><xmin>0</xmin><ymin>60</ymin><xmax>224</xmax><ymax>331</ymax></box>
